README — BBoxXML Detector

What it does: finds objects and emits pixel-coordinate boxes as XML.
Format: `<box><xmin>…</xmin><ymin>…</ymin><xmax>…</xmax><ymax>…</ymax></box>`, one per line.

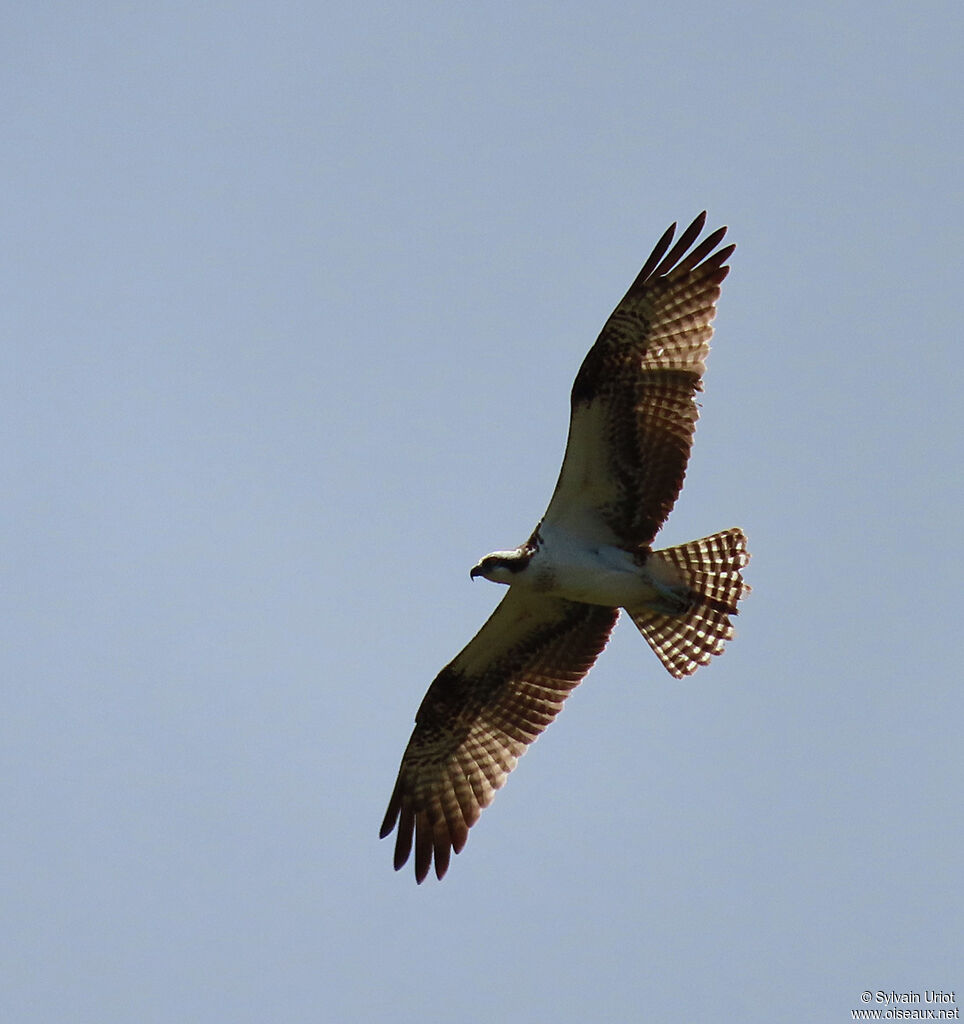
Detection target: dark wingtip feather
<box><xmin>634</xmin><ymin>219</ymin><xmax>678</xmax><ymax>284</ymax></box>
<box><xmin>625</xmin><ymin>212</ymin><xmax>729</xmax><ymax>300</ymax></box>
<box><xmin>700</xmin><ymin>241</ymin><xmax>736</xmax><ymax>274</ymax></box>
<box><xmin>433</xmin><ymin>835</ymin><xmax>451</xmax><ymax>880</ymax></box>
<box><xmin>451</xmin><ymin>827</ymin><xmax>468</xmax><ymax>855</ymax></box>
<box><xmin>393</xmin><ymin>804</ymin><xmax>415</xmax><ymax>870</ymax></box>
<box><xmin>652</xmin><ymin>211</ymin><xmax>707</xmax><ymax>278</ymax></box>
<box><xmin>414</xmin><ymin>821</ymin><xmax>433</xmax><ymax>884</ymax></box>
<box><xmin>672</xmin><ymin>225</ymin><xmax>729</xmax><ymax>276</ymax></box>
<box><xmin>379</xmin><ymin>784</ymin><xmax>401</xmax><ymax>839</ymax></box>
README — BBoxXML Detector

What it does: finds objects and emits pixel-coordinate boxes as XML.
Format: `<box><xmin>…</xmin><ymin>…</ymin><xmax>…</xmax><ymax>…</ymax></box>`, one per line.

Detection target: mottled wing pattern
<box><xmin>380</xmin><ymin>589</ymin><xmax>618</xmax><ymax>883</ymax></box>
<box><xmin>544</xmin><ymin>212</ymin><xmax>734</xmax><ymax>547</ymax></box>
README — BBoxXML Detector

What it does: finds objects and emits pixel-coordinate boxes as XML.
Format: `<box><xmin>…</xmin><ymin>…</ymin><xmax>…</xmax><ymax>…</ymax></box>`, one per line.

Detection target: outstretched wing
<box><xmin>541</xmin><ymin>213</ymin><xmax>734</xmax><ymax>548</ymax></box>
<box><xmin>380</xmin><ymin>590</ymin><xmax>618</xmax><ymax>883</ymax></box>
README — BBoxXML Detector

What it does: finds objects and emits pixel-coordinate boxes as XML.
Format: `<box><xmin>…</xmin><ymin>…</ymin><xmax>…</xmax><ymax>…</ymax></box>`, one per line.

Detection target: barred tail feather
<box><xmin>628</xmin><ymin>528</ymin><xmax>750</xmax><ymax>679</ymax></box>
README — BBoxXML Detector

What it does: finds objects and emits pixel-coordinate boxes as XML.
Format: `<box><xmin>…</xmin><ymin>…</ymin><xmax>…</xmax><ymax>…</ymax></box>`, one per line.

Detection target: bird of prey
<box><xmin>380</xmin><ymin>213</ymin><xmax>749</xmax><ymax>883</ymax></box>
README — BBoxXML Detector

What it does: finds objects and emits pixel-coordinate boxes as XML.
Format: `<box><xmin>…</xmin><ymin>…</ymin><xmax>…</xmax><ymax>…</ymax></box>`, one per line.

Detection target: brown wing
<box><xmin>542</xmin><ymin>213</ymin><xmax>734</xmax><ymax>548</ymax></box>
<box><xmin>380</xmin><ymin>589</ymin><xmax>618</xmax><ymax>883</ymax></box>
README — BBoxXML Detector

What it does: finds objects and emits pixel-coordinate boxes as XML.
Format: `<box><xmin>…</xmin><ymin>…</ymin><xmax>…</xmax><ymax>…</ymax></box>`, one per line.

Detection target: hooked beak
<box><xmin>470</xmin><ymin>564</ymin><xmax>482</xmax><ymax>580</ymax></box>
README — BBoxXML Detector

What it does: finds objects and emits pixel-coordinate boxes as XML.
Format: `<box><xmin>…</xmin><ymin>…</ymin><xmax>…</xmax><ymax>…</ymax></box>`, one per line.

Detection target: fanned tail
<box><xmin>627</xmin><ymin>528</ymin><xmax>750</xmax><ymax>678</ymax></box>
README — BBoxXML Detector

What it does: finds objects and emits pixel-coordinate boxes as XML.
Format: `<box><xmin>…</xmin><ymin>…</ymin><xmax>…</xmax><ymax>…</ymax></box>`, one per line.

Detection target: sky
<box><xmin>3</xmin><ymin>2</ymin><xmax>962</xmax><ymax>1021</ymax></box>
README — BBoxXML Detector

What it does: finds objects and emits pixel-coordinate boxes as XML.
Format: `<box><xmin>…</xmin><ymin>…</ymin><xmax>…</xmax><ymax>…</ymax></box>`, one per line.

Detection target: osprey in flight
<box><xmin>380</xmin><ymin>213</ymin><xmax>749</xmax><ymax>883</ymax></box>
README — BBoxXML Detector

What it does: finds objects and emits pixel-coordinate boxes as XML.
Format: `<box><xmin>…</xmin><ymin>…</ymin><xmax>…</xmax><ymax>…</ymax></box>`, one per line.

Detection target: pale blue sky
<box><xmin>3</xmin><ymin>2</ymin><xmax>961</xmax><ymax>1021</ymax></box>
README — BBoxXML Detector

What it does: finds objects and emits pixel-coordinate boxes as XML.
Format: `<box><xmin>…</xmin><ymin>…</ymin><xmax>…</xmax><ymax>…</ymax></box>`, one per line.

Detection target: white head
<box><xmin>470</xmin><ymin>549</ymin><xmax>531</xmax><ymax>585</ymax></box>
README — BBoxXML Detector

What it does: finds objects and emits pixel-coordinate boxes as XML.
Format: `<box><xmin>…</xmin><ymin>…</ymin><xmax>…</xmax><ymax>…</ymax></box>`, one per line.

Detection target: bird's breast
<box><xmin>525</xmin><ymin>537</ymin><xmax>659</xmax><ymax>608</ymax></box>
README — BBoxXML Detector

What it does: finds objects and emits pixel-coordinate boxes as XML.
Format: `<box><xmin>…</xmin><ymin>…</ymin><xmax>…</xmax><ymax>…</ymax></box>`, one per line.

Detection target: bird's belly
<box><xmin>535</xmin><ymin>545</ymin><xmax>661</xmax><ymax>607</ymax></box>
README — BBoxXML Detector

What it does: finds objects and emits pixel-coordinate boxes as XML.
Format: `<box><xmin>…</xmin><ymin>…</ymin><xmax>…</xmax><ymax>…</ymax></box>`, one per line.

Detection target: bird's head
<box><xmin>470</xmin><ymin>549</ymin><xmax>530</xmax><ymax>584</ymax></box>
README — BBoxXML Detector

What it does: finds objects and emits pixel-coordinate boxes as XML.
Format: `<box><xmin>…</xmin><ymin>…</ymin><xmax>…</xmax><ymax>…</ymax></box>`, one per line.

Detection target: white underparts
<box><xmin>480</xmin><ymin>526</ymin><xmax>689</xmax><ymax>612</ymax></box>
